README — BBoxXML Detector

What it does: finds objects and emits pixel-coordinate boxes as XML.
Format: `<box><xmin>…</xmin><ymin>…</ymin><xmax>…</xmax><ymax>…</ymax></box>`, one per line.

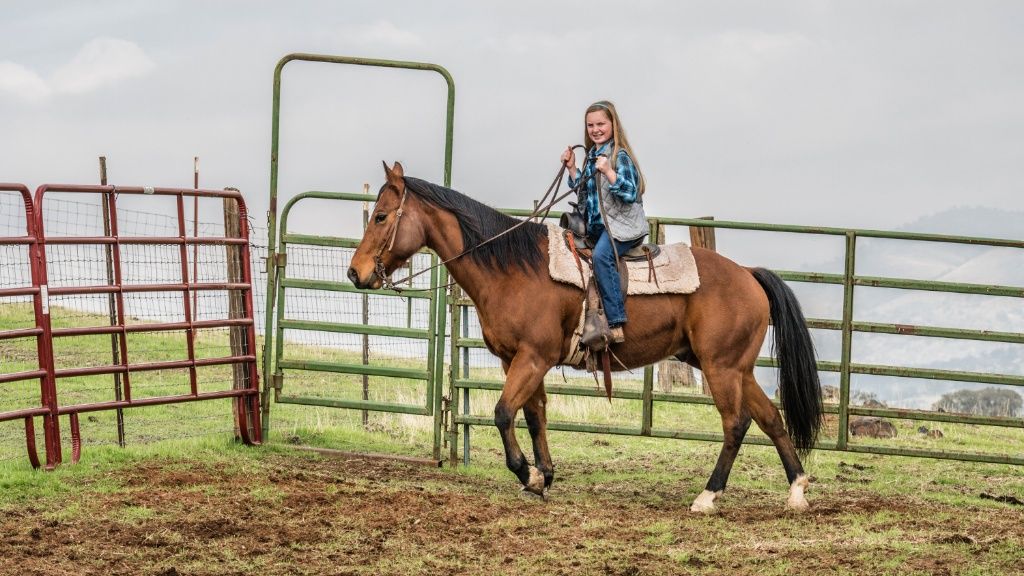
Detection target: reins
<box><xmin>372</xmin><ymin>146</ymin><xmax>592</xmax><ymax>293</ymax></box>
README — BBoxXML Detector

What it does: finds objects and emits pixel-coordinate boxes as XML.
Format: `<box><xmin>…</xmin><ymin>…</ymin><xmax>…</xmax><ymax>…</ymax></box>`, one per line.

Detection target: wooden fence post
<box><xmin>691</xmin><ymin>217</ymin><xmax>716</xmax><ymax>395</ymax></box>
<box><xmin>223</xmin><ymin>194</ymin><xmax>248</xmax><ymax>439</ymax></box>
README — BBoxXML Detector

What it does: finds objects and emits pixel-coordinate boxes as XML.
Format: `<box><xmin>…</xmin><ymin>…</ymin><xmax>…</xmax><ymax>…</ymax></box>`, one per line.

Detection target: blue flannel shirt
<box><xmin>566</xmin><ymin>141</ymin><xmax>641</xmax><ymax>238</ymax></box>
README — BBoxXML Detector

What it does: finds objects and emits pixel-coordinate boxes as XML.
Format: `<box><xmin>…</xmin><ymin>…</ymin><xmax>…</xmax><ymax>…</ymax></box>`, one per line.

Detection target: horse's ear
<box><xmin>382</xmin><ymin>161</ymin><xmax>405</xmax><ymax>185</ymax></box>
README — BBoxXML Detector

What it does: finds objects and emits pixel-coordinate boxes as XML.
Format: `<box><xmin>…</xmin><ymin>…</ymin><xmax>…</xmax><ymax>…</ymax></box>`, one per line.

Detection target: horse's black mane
<box><xmin>400</xmin><ymin>177</ymin><xmax>547</xmax><ymax>273</ymax></box>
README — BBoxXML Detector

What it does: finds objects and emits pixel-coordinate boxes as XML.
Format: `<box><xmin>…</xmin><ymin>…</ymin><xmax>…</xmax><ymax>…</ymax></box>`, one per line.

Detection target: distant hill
<box><xmin>898</xmin><ymin>206</ymin><xmax>1023</xmax><ymax>240</ymax></box>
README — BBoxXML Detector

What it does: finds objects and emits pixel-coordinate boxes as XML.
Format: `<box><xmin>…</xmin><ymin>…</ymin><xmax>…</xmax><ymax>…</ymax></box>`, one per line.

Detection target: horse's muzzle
<box><xmin>347</xmin><ymin>266</ymin><xmax>374</xmax><ymax>289</ymax></box>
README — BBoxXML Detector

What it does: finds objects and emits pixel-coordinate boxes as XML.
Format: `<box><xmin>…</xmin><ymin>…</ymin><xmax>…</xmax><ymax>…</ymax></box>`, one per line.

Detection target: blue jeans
<box><xmin>593</xmin><ymin>230</ymin><xmax>642</xmax><ymax>327</ymax></box>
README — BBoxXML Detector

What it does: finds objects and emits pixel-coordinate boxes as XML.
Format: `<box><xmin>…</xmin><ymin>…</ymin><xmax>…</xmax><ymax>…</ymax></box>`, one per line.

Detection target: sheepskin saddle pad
<box><xmin>546</xmin><ymin>225</ymin><xmax>700</xmax><ymax>295</ymax></box>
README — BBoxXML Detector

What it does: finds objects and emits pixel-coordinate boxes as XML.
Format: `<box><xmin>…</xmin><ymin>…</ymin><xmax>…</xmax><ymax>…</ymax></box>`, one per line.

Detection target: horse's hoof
<box><xmin>524</xmin><ymin>466</ymin><xmax>546</xmax><ymax>496</ymax></box>
<box><xmin>689</xmin><ymin>489</ymin><xmax>721</xmax><ymax>513</ymax></box>
<box><xmin>787</xmin><ymin>474</ymin><xmax>810</xmax><ymax>512</ymax></box>
<box><xmin>519</xmin><ymin>486</ymin><xmax>546</xmax><ymax>501</ymax></box>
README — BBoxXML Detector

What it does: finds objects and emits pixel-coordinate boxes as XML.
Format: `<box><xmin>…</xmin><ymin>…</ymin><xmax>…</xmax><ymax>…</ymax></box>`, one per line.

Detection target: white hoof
<box><xmin>689</xmin><ymin>489</ymin><xmax>722</xmax><ymax>513</ymax></box>
<box><xmin>524</xmin><ymin>466</ymin><xmax>545</xmax><ymax>496</ymax></box>
<box><xmin>787</xmin><ymin>474</ymin><xmax>810</xmax><ymax>511</ymax></box>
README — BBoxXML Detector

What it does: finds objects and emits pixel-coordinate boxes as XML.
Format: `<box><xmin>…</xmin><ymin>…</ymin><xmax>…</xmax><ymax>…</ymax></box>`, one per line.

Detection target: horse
<box><xmin>348</xmin><ymin>162</ymin><xmax>823</xmax><ymax>512</ymax></box>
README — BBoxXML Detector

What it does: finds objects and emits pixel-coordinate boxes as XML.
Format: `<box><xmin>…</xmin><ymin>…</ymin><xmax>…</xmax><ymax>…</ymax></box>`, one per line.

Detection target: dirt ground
<box><xmin>2</xmin><ymin>451</ymin><xmax>1022</xmax><ymax>576</ymax></box>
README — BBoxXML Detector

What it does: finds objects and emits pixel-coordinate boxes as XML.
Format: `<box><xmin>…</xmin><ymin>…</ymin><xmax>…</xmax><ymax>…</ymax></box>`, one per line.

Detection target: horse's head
<box><xmin>347</xmin><ymin>161</ymin><xmax>427</xmax><ymax>289</ymax></box>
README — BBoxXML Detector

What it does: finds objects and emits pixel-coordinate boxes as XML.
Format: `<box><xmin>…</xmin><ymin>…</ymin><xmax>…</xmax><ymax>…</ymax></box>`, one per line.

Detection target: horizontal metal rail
<box><xmin>0</xmin><ymin>327</ymin><xmax>44</xmax><ymax>340</ymax></box>
<box><xmin>0</xmin><ymin>369</ymin><xmax>49</xmax><ymax>385</ymax></box>
<box><xmin>0</xmin><ymin>286</ymin><xmax>39</xmax><ymax>298</ymax></box>
<box><xmin>57</xmin><ymin>388</ymin><xmax>259</xmax><ymax>416</ymax></box>
<box><xmin>0</xmin><ymin>407</ymin><xmax>51</xmax><ymax>423</ymax></box>
<box><xmin>280</xmin><ymin>277</ymin><xmax>435</xmax><ymax>299</ymax></box>
<box><xmin>42</xmin><ymin>236</ymin><xmax>248</xmax><ymax>245</ymax></box>
<box><xmin>50</xmin><ymin>318</ymin><xmax>253</xmax><ymax>338</ymax></box>
<box><xmin>53</xmin><ymin>355</ymin><xmax>256</xmax><ymax>380</ymax></box>
<box><xmin>276</xmin><ymin>358</ymin><xmax>430</xmax><ymax>381</ymax></box>
<box><xmin>47</xmin><ymin>282</ymin><xmax>250</xmax><ymax>296</ymax></box>
<box><xmin>275</xmin><ymin>396</ymin><xmax>431</xmax><ymax>416</ymax></box>
<box><xmin>653</xmin><ymin>216</ymin><xmax>1024</xmax><ymax>248</ymax></box>
<box><xmin>279</xmin><ymin>318</ymin><xmax>431</xmax><ymax>340</ymax></box>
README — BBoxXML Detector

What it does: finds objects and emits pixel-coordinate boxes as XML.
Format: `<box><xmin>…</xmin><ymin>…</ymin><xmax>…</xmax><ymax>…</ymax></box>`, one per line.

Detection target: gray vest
<box><xmin>596</xmin><ymin>154</ymin><xmax>648</xmax><ymax>242</ymax></box>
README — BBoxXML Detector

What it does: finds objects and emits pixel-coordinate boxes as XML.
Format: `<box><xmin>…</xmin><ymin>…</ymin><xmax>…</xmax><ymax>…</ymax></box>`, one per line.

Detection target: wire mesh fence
<box><xmin>0</xmin><ymin>191</ymin><xmax>268</xmax><ymax>468</ymax></box>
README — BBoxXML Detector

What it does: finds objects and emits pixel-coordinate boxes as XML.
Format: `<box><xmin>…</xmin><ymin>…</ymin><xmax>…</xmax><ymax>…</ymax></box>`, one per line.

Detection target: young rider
<box><xmin>560</xmin><ymin>100</ymin><xmax>647</xmax><ymax>344</ymax></box>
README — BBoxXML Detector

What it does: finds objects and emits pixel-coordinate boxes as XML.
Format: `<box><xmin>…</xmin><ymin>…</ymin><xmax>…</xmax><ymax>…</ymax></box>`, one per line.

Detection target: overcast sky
<box><xmin>2</xmin><ymin>1</ymin><xmax>1022</xmax><ymax>239</ymax></box>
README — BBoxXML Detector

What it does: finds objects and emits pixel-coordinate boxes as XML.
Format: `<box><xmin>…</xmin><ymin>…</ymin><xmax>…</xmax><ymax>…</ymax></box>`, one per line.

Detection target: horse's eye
<box><xmin>374</xmin><ymin>213</ymin><xmax>387</xmax><ymax>224</ymax></box>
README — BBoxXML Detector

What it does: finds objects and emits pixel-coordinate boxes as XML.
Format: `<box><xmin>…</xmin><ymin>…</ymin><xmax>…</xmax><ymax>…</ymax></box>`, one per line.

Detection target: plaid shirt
<box><xmin>567</xmin><ymin>141</ymin><xmax>641</xmax><ymax>237</ymax></box>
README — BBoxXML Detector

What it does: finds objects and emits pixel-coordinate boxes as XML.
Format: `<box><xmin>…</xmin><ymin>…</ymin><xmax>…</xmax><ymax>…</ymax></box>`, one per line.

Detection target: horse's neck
<box><xmin>425</xmin><ymin>234</ymin><xmax>501</xmax><ymax>307</ymax></box>
<box><xmin>421</xmin><ymin>209</ymin><xmax>534</xmax><ymax>313</ymax></box>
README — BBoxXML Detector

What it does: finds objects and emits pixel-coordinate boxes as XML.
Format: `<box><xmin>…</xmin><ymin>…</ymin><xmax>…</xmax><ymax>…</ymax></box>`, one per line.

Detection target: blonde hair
<box><xmin>583</xmin><ymin>100</ymin><xmax>646</xmax><ymax>195</ymax></box>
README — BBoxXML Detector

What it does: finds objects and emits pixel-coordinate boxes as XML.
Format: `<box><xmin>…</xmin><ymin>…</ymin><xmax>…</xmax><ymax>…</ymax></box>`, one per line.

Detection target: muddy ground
<box><xmin>2</xmin><ymin>450</ymin><xmax>1022</xmax><ymax>576</ymax></box>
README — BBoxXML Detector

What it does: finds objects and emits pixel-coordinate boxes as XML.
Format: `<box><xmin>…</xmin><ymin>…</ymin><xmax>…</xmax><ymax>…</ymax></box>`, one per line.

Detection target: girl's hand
<box><xmin>561</xmin><ymin>147</ymin><xmax>575</xmax><ymax>170</ymax></box>
<box><xmin>595</xmin><ymin>155</ymin><xmax>617</xmax><ymax>184</ymax></box>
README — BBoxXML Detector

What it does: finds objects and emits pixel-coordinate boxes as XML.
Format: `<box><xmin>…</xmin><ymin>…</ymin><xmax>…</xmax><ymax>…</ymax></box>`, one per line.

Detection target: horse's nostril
<box><xmin>347</xmin><ymin>267</ymin><xmax>360</xmax><ymax>285</ymax></box>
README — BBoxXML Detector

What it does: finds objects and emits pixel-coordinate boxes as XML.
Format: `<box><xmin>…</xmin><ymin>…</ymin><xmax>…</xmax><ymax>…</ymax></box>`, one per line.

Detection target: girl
<box><xmin>560</xmin><ymin>100</ymin><xmax>647</xmax><ymax>344</ymax></box>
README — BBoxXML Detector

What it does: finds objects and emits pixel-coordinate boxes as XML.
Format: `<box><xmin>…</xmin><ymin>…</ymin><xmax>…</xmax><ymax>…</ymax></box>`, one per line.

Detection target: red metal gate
<box><xmin>0</xmin><ymin>184</ymin><xmax>53</xmax><ymax>468</ymax></box>
<box><xmin>1</xmin><ymin>184</ymin><xmax>262</xmax><ymax>468</ymax></box>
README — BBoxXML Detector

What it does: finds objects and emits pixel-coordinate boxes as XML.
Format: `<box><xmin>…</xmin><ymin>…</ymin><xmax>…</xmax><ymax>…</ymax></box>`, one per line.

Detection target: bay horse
<box><xmin>348</xmin><ymin>162</ymin><xmax>823</xmax><ymax>512</ymax></box>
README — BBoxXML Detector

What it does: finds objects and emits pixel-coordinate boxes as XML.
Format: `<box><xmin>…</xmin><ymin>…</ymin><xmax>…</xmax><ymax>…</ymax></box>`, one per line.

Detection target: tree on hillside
<box><xmin>851</xmin><ymin>390</ymin><xmax>885</xmax><ymax>408</ymax></box>
<box><xmin>931</xmin><ymin>387</ymin><xmax>1022</xmax><ymax>417</ymax></box>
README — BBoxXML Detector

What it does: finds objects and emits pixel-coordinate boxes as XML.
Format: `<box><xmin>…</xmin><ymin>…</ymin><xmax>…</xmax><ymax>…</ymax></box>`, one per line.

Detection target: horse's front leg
<box><xmin>523</xmin><ymin>386</ymin><xmax>554</xmax><ymax>492</ymax></box>
<box><xmin>494</xmin><ymin>350</ymin><xmax>552</xmax><ymax>495</ymax></box>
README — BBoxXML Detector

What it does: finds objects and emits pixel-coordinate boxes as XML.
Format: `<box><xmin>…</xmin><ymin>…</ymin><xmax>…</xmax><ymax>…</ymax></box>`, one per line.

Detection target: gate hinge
<box><xmin>274</xmin><ymin>253</ymin><xmax>287</xmax><ymax>267</ymax></box>
<box><xmin>270</xmin><ymin>373</ymin><xmax>284</xmax><ymax>391</ymax></box>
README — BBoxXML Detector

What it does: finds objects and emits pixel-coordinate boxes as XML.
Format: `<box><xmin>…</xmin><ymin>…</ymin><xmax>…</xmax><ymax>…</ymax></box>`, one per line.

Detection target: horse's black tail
<box><xmin>750</xmin><ymin>267</ymin><xmax>823</xmax><ymax>454</ymax></box>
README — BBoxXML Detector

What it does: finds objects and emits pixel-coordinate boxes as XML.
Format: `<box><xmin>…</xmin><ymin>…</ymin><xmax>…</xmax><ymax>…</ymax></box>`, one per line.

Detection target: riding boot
<box><xmin>609</xmin><ymin>326</ymin><xmax>625</xmax><ymax>343</ymax></box>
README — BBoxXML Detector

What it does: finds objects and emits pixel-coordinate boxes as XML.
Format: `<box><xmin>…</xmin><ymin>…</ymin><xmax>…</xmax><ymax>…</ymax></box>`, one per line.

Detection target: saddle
<box><xmin>561</xmin><ymin>210</ymin><xmax>663</xmax><ymax>264</ymax></box>
<box><xmin>560</xmin><ymin>227</ymin><xmax>658</xmax><ymax>401</ymax></box>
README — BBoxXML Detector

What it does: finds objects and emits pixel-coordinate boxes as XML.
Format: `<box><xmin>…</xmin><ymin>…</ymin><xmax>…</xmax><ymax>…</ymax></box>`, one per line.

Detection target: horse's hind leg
<box><xmin>741</xmin><ymin>371</ymin><xmax>810</xmax><ymax>510</ymax></box>
<box><xmin>691</xmin><ymin>366</ymin><xmax>752</xmax><ymax>513</ymax></box>
<box><xmin>494</xmin><ymin>350</ymin><xmax>551</xmax><ymax>496</ymax></box>
<box><xmin>523</xmin><ymin>386</ymin><xmax>554</xmax><ymax>491</ymax></box>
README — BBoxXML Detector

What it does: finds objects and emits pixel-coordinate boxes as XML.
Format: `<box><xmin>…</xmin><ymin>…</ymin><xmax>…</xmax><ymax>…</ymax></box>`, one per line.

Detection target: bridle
<box><xmin>369</xmin><ymin>146</ymin><xmax>592</xmax><ymax>293</ymax></box>
<box><xmin>372</xmin><ymin>181</ymin><xmax>410</xmax><ymax>291</ymax></box>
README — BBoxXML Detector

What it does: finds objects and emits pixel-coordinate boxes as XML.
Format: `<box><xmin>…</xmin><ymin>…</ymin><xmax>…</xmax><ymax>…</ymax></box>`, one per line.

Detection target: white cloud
<box><xmin>348</xmin><ymin>20</ymin><xmax>422</xmax><ymax>46</ymax></box>
<box><xmin>0</xmin><ymin>61</ymin><xmax>51</xmax><ymax>101</ymax></box>
<box><xmin>50</xmin><ymin>37</ymin><xmax>154</xmax><ymax>94</ymax></box>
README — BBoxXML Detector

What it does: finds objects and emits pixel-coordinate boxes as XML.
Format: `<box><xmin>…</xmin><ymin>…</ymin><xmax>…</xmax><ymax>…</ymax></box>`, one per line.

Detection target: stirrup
<box><xmin>609</xmin><ymin>326</ymin><xmax>625</xmax><ymax>344</ymax></box>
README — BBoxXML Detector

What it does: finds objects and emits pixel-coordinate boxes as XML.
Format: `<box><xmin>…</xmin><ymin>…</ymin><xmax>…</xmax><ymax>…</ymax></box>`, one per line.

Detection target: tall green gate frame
<box><xmin>262</xmin><ymin>54</ymin><xmax>454</xmax><ymax>461</ymax></box>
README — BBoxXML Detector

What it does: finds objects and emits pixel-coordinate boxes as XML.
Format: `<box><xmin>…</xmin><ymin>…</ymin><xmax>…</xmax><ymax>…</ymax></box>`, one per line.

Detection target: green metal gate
<box><xmin>261</xmin><ymin>54</ymin><xmax>454</xmax><ymax>461</ymax></box>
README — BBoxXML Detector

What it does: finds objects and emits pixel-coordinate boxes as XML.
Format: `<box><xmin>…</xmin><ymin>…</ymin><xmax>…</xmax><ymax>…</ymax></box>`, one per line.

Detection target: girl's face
<box><xmin>586</xmin><ymin>110</ymin><xmax>613</xmax><ymax>146</ymax></box>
